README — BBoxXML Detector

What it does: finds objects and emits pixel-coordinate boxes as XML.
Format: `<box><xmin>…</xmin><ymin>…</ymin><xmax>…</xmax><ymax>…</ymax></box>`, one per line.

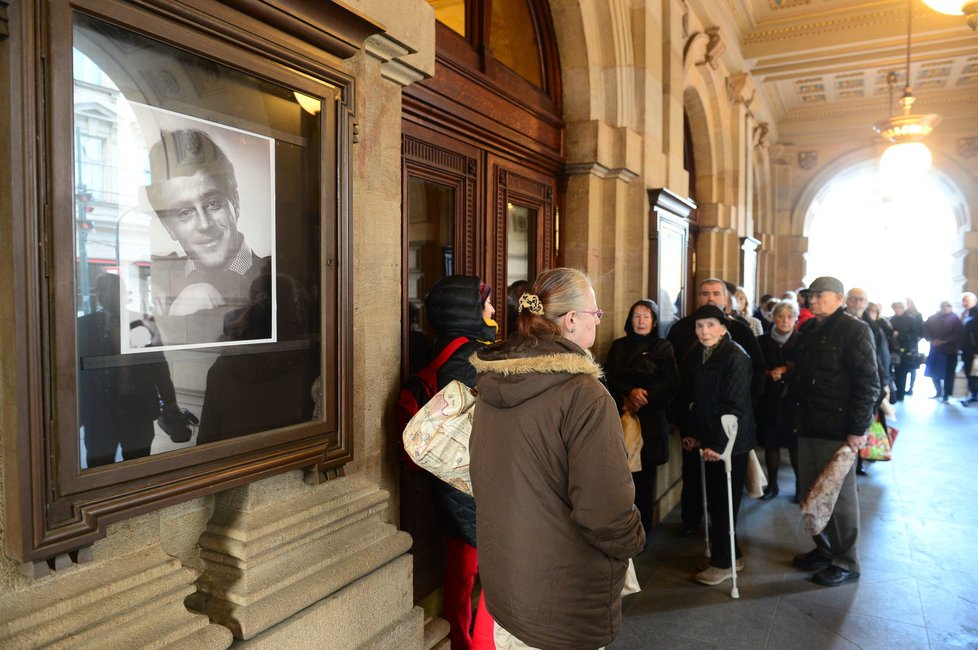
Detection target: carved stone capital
<box><xmin>704</xmin><ymin>26</ymin><xmax>725</xmax><ymax>70</ymax></box>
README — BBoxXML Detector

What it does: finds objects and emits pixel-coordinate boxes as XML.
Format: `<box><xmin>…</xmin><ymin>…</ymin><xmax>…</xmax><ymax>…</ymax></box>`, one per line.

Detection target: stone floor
<box><xmin>612</xmin><ymin>390</ymin><xmax>978</xmax><ymax>650</ymax></box>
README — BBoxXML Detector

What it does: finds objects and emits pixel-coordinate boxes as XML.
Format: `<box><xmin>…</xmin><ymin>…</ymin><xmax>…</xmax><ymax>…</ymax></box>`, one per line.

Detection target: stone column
<box><xmin>187</xmin><ymin>471</ymin><xmax>421</xmax><ymax>648</ymax></box>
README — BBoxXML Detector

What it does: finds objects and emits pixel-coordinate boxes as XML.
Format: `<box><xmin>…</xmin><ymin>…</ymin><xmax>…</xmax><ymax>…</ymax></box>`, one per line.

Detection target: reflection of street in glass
<box><xmin>77</xmin><ymin>274</ymin><xmax>188</xmax><ymax>468</ymax></box>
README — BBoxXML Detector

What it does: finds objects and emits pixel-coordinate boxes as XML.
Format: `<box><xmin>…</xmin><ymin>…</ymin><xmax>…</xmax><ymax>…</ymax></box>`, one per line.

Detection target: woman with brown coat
<box><xmin>469</xmin><ymin>268</ymin><xmax>645</xmax><ymax>650</ymax></box>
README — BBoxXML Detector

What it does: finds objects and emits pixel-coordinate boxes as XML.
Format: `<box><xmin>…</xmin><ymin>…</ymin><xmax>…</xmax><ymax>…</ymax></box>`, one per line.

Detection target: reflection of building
<box><xmin>73</xmin><ymin>50</ymin><xmax>151</xmax><ymax>315</ymax></box>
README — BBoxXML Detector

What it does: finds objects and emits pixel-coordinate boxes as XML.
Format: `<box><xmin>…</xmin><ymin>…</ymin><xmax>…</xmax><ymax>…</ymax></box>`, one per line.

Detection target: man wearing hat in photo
<box><xmin>668</xmin><ymin>278</ymin><xmax>765</xmax><ymax>537</ymax></box>
<box><xmin>789</xmin><ymin>276</ymin><xmax>880</xmax><ymax>587</ymax></box>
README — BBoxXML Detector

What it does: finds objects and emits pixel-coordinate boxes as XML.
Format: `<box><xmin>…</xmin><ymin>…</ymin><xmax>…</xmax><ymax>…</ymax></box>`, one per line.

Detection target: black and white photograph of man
<box><xmin>134</xmin><ymin>109</ymin><xmax>275</xmax><ymax>349</ymax></box>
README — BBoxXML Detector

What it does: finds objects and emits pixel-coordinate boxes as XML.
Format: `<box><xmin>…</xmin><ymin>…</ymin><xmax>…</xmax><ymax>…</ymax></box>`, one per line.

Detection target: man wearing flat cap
<box><xmin>789</xmin><ymin>276</ymin><xmax>880</xmax><ymax>587</ymax></box>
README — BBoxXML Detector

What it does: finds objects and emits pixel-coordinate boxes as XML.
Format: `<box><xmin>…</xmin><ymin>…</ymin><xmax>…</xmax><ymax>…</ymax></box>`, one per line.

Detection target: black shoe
<box><xmin>942</xmin><ymin>397</ymin><xmax>950</xmax><ymax>403</ymax></box>
<box><xmin>856</xmin><ymin>465</ymin><xmax>870</xmax><ymax>476</ymax></box>
<box><xmin>793</xmin><ymin>548</ymin><xmax>831</xmax><ymax>571</ymax></box>
<box><xmin>760</xmin><ymin>485</ymin><xmax>779</xmax><ymax>501</ymax></box>
<box><xmin>812</xmin><ymin>565</ymin><xmax>860</xmax><ymax>587</ymax></box>
<box><xmin>906</xmin><ymin>389</ymin><xmax>913</xmax><ymax>396</ymax></box>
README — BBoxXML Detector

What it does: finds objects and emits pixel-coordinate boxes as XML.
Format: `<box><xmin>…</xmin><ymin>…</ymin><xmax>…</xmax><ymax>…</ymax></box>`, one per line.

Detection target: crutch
<box><xmin>719</xmin><ymin>414</ymin><xmax>740</xmax><ymax>599</ymax></box>
<box><xmin>699</xmin><ymin>451</ymin><xmax>711</xmax><ymax>558</ymax></box>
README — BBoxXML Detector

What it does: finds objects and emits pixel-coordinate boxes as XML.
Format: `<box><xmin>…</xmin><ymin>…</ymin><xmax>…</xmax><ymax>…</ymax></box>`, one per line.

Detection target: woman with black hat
<box><xmin>680</xmin><ymin>304</ymin><xmax>757</xmax><ymax>586</ymax></box>
<box><xmin>604</xmin><ymin>299</ymin><xmax>680</xmax><ymax>534</ymax></box>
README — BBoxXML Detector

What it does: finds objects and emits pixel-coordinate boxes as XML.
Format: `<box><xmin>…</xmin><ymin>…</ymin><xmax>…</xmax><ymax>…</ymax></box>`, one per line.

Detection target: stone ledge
<box><xmin>233</xmin><ymin>555</ymin><xmax>421</xmax><ymax>649</ymax></box>
<box><xmin>0</xmin><ymin>546</ymin><xmax>230</xmax><ymax>649</ymax></box>
<box><xmin>188</xmin><ymin>474</ymin><xmax>413</xmax><ymax>640</ymax></box>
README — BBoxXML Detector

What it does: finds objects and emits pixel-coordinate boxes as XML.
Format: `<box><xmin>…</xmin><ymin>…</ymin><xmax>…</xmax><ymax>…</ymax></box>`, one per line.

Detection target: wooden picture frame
<box><xmin>1</xmin><ymin>0</ymin><xmax>378</xmax><ymax>568</ymax></box>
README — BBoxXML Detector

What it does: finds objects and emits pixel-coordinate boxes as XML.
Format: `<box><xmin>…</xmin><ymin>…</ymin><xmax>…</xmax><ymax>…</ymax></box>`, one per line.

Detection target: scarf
<box><xmin>771</xmin><ymin>328</ymin><xmax>792</xmax><ymax>346</ymax></box>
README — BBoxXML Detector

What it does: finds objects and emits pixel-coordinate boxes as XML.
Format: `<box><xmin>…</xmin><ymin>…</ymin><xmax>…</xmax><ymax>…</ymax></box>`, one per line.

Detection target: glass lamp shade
<box><xmin>922</xmin><ymin>0</ymin><xmax>964</xmax><ymax>14</ymax></box>
<box><xmin>880</xmin><ymin>141</ymin><xmax>932</xmax><ymax>184</ymax></box>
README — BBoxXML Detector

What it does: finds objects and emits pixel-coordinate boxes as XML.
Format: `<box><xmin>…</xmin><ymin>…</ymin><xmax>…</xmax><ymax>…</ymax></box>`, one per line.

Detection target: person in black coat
<box><xmin>77</xmin><ymin>273</ymin><xmax>183</xmax><ymax>467</ymax></box>
<box><xmin>604</xmin><ymin>299</ymin><xmax>680</xmax><ymax>533</ymax></box>
<box><xmin>789</xmin><ymin>276</ymin><xmax>880</xmax><ymax>587</ymax></box>
<box><xmin>423</xmin><ymin>274</ymin><xmax>497</xmax><ymax>650</ymax></box>
<box><xmin>756</xmin><ymin>300</ymin><xmax>800</xmax><ymax>501</ymax></box>
<box><xmin>890</xmin><ymin>301</ymin><xmax>923</xmax><ymax>401</ymax></box>
<box><xmin>668</xmin><ymin>278</ymin><xmax>764</xmax><ymax>536</ymax></box>
<box><xmin>959</xmin><ymin>293</ymin><xmax>978</xmax><ymax>406</ymax></box>
<box><xmin>680</xmin><ymin>304</ymin><xmax>756</xmax><ymax>586</ymax></box>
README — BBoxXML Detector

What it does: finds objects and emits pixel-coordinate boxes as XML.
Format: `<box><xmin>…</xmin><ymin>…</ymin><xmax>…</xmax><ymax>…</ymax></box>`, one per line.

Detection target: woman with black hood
<box><xmin>422</xmin><ymin>274</ymin><xmax>497</xmax><ymax>650</ymax></box>
<box><xmin>604</xmin><ymin>299</ymin><xmax>680</xmax><ymax>534</ymax></box>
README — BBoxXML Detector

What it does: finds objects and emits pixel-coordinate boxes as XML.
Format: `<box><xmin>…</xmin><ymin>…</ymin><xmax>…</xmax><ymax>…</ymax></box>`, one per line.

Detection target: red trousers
<box><xmin>444</xmin><ymin>537</ymin><xmax>495</xmax><ymax>650</ymax></box>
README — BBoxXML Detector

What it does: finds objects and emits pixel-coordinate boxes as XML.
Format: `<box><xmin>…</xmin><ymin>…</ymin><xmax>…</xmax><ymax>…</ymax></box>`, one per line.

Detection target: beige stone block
<box><xmin>423</xmin><ymin>616</ymin><xmax>451</xmax><ymax>650</ymax></box>
<box><xmin>189</xmin><ymin>474</ymin><xmax>413</xmax><ymax>640</ymax></box>
<box><xmin>236</xmin><ymin>555</ymin><xmax>421</xmax><ymax>650</ymax></box>
<box><xmin>0</xmin><ymin>546</ymin><xmax>230</xmax><ymax>649</ymax></box>
<box><xmin>362</xmin><ymin>0</ymin><xmax>435</xmax><ymax>79</ymax></box>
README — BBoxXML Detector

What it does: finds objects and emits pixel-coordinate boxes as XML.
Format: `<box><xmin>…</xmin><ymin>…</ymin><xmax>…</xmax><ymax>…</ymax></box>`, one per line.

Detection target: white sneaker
<box><xmin>695</xmin><ymin>566</ymin><xmax>730</xmax><ymax>585</ymax></box>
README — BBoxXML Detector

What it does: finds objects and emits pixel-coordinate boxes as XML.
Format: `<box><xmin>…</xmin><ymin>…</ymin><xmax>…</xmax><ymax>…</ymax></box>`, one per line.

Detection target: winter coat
<box><xmin>681</xmin><ymin>336</ymin><xmax>757</xmax><ymax>456</ymax></box>
<box><xmin>890</xmin><ymin>312</ymin><xmax>923</xmax><ymax>354</ymax></box>
<box><xmin>423</xmin><ymin>275</ymin><xmax>497</xmax><ymax>548</ymax></box>
<box><xmin>862</xmin><ymin>315</ymin><xmax>892</xmax><ymax>384</ymax></box>
<box><xmin>923</xmin><ymin>310</ymin><xmax>963</xmax><ymax>355</ymax></box>
<box><xmin>470</xmin><ymin>335</ymin><xmax>645</xmax><ymax>650</ymax></box>
<box><xmin>604</xmin><ymin>332</ymin><xmax>680</xmax><ymax>466</ymax></box>
<box><xmin>963</xmin><ymin>306</ymin><xmax>978</xmax><ymax>357</ymax></box>
<box><xmin>668</xmin><ymin>313</ymin><xmax>765</xmax><ymax>429</ymax></box>
<box><xmin>756</xmin><ymin>330</ymin><xmax>798</xmax><ymax>440</ymax></box>
<box><xmin>790</xmin><ymin>308</ymin><xmax>881</xmax><ymax>441</ymax></box>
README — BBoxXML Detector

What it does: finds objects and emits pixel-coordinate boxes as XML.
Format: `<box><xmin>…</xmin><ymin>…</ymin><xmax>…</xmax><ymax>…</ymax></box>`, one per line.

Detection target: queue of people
<box><xmin>405</xmin><ymin>270</ymin><xmax>976</xmax><ymax>649</ymax></box>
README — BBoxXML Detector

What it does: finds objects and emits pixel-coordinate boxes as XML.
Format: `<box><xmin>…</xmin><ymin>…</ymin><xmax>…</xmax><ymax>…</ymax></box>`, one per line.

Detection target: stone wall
<box><xmin>0</xmin><ymin>2</ymin><xmax>436</xmax><ymax>648</ymax></box>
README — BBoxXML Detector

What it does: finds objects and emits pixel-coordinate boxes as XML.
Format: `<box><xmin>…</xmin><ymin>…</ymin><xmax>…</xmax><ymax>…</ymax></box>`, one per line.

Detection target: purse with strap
<box><xmin>402</xmin><ymin>379</ymin><xmax>477</xmax><ymax>495</ymax></box>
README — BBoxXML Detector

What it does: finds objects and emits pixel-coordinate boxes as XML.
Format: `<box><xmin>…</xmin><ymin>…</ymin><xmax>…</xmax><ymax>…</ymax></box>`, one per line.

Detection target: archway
<box><xmin>804</xmin><ymin>162</ymin><xmax>962</xmax><ymax>314</ymax></box>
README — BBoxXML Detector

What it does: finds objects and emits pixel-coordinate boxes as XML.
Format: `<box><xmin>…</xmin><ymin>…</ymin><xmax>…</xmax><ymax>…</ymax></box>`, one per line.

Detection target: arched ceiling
<box><xmin>696</xmin><ymin>0</ymin><xmax>978</xmax><ymax>146</ymax></box>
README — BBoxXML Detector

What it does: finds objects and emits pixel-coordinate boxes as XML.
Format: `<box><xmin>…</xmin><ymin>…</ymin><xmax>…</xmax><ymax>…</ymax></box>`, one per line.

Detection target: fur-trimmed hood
<box><xmin>472</xmin><ymin>336</ymin><xmax>603</xmax><ymax>408</ymax></box>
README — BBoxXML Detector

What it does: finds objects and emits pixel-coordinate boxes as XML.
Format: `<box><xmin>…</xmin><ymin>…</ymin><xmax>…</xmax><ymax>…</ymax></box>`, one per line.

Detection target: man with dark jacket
<box><xmin>668</xmin><ymin>278</ymin><xmax>764</xmax><ymax>536</ymax></box>
<box><xmin>790</xmin><ymin>276</ymin><xmax>880</xmax><ymax>587</ymax></box>
<box><xmin>960</xmin><ymin>292</ymin><xmax>978</xmax><ymax>406</ymax></box>
<box><xmin>890</xmin><ymin>301</ymin><xmax>923</xmax><ymax>401</ymax></box>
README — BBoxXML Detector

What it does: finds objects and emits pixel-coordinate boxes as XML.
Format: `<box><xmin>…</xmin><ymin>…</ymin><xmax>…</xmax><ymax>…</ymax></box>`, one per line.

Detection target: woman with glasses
<box><xmin>469</xmin><ymin>268</ymin><xmax>644</xmax><ymax>650</ymax></box>
<box><xmin>604</xmin><ymin>299</ymin><xmax>680</xmax><ymax>534</ymax></box>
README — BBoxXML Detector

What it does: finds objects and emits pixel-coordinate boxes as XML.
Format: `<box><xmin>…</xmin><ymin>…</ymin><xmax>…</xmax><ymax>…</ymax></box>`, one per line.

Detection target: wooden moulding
<box><xmin>1</xmin><ymin>0</ymin><xmax>372</xmax><ymax>565</ymax></box>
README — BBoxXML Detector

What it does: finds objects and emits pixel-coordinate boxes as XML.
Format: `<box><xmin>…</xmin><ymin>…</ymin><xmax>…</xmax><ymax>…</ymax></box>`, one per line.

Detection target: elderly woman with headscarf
<box><xmin>680</xmin><ymin>304</ymin><xmax>757</xmax><ymax>586</ymax></box>
<box><xmin>604</xmin><ymin>299</ymin><xmax>680</xmax><ymax>533</ymax></box>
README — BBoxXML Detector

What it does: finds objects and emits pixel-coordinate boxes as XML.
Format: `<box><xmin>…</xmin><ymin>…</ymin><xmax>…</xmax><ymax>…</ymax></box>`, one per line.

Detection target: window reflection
<box><xmin>506</xmin><ymin>202</ymin><xmax>532</xmax><ymax>335</ymax></box>
<box><xmin>407</xmin><ymin>177</ymin><xmax>456</xmax><ymax>372</ymax></box>
<box><xmin>427</xmin><ymin>0</ymin><xmax>466</xmax><ymax>36</ymax></box>
<box><xmin>72</xmin><ymin>13</ymin><xmax>323</xmax><ymax>467</ymax></box>
<box><xmin>490</xmin><ymin>0</ymin><xmax>543</xmax><ymax>87</ymax></box>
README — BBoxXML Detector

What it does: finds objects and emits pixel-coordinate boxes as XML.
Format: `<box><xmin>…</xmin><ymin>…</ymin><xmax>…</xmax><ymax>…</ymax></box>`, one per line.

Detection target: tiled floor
<box><xmin>612</xmin><ymin>391</ymin><xmax>978</xmax><ymax>650</ymax></box>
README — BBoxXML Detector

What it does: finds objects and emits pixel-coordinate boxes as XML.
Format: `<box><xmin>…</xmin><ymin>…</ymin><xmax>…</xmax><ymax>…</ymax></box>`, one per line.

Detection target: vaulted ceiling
<box><xmin>705</xmin><ymin>0</ymin><xmax>978</xmax><ymax>146</ymax></box>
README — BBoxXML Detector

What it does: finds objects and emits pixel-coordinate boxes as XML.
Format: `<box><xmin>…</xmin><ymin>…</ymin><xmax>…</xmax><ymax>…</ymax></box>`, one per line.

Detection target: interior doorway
<box><xmin>805</xmin><ymin>166</ymin><xmax>959</xmax><ymax>316</ymax></box>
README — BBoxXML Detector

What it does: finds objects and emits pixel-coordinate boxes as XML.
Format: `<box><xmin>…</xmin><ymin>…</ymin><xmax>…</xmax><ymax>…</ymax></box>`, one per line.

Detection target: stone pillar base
<box><xmin>0</xmin><ymin>546</ymin><xmax>231</xmax><ymax>649</ymax></box>
<box><xmin>187</xmin><ymin>472</ymin><xmax>417</xmax><ymax>645</ymax></box>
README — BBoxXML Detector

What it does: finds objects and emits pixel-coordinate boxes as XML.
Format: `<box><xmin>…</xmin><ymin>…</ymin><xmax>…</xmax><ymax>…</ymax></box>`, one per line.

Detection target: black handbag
<box><xmin>158</xmin><ymin>402</ymin><xmax>198</xmax><ymax>443</ymax></box>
